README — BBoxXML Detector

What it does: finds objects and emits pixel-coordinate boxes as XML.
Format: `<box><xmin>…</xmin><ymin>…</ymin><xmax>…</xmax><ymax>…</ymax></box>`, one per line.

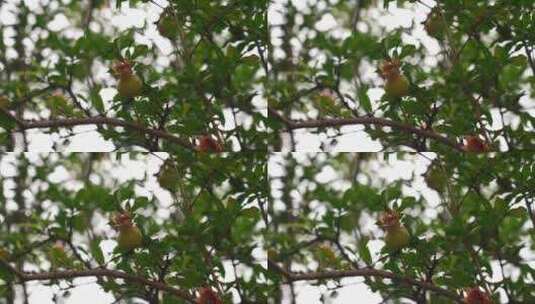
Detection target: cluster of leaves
<box><xmin>268</xmin><ymin>152</ymin><xmax>535</xmax><ymax>303</ymax></box>
<box><xmin>0</xmin><ymin>152</ymin><xmax>268</xmax><ymax>303</ymax></box>
<box><xmin>0</xmin><ymin>0</ymin><xmax>267</xmax><ymax>151</ymax></box>
<box><xmin>268</xmin><ymin>0</ymin><xmax>535</xmax><ymax>151</ymax></box>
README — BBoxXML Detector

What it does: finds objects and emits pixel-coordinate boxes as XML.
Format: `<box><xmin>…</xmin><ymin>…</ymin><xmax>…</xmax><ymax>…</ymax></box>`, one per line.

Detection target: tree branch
<box><xmin>269</xmin><ymin>107</ymin><xmax>464</xmax><ymax>151</ymax></box>
<box><xmin>268</xmin><ymin>258</ymin><xmax>463</xmax><ymax>303</ymax></box>
<box><xmin>0</xmin><ymin>260</ymin><xmax>195</xmax><ymax>303</ymax></box>
<box><xmin>0</xmin><ymin>109</ymin><xmax>194</xmax><ymax>150</ymax></box>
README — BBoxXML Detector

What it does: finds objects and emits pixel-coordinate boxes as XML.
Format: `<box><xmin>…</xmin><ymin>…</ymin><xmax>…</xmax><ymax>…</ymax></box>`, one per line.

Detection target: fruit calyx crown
<box><xmin>52</xmin><ymin>240</ymin><xmax>65</xmax><ymax>251</ymax></box>
<box><xmin>113</xmin><ymin>60</ymin><xmax>134</xmax><ymax>77</ymax></box>
<box><xmin>197</xmin><ymin>287</ymin><xmax>222</xmax><ymax>304</ymax></box>
<box><xmin>379</xmin><ymin>59</ymin><xmax>402</xmax><ymax>81</ymax></box>
<box><xmin>113</xmin><ymin>212</ymin><xmax>135</xmax><ymax>229</ymax></box>
<box><xmin>378</xmin><ymin>209</ymin><xmax>402</xmax><ymax>231</ymax></box>
<box><xmin>319</xmin><ymin>89</ymin><xmax>335</xmax><ymax>99</ymax></box>
<box><xmin>425</xmin><ymin>7</ymin><xmax>443</xmax><ymax>21</ymax></box>
<box><xmin>161</xmin><ymin>6</ymin><xmax>173</xmax><ymax>17</ymax></box>
<box><xmin>464</xmin><ymin>287</ymin><xmax>492</xmax><ymax>304</ymax></box>
<box><xmin>463</xmin><ymin>135</ymin><xmax>489</xmax><ymax>153</ymax></box>
<box><xmin>196</xmin><ymin>135</ymin><xmax>224</xmax><ymax>152</ymax></box>
<box><xmin>159</xmin><ymin>159</ymin><xmax>175</xmax><ymax>173</ymax></box>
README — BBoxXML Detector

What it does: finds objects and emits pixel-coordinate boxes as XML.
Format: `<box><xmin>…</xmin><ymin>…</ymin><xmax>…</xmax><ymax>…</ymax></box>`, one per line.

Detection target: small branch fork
<box><xmin>268</xmin><ymin>258</ymin><xmax>464</xmax><ymax>303</ymax></box>
<box><xmin>268</xmin><ymin>107</ymin><xmax>464</xmax><ymax>151</ymax></box>
<box><xmin>0</xmin><ymin>109</ymin><xmax>194</xmax><ymax>150</ymax></box>
<box><xmin>0</xmin><ymin>259</ymin><xmax>195</xmax><ymax>303</ymax></box>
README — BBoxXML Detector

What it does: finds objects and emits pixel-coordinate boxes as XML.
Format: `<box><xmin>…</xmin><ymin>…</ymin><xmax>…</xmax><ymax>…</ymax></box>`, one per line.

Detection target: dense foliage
<box><xmin>268</xmin><ymin>153</ymin><xmax>535</xmax><ymax>303</ymax></box>
<box><xmin>0</xmin><ymin>152</ymin><xmax>268</xmax><ymax>303</ymax></box>
<box><xmin>0</xmin><ymin>0</ymin><xmax>267</xmax><ymax>151</ymax></box>
<box><xmin>268</xmin><ymin>0</ymin><xmax>535</xmax><ymax>151</ymax></box>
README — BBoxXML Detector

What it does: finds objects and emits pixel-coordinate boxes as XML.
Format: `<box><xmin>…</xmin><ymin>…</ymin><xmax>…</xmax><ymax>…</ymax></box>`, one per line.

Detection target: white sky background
<box><xmin>269</xmin><ymin>0</ymin><xmax>535</xmax><ymax>152</ymax></box>
<box><xmin>0</xmin><ymin>0</ymin><xmax>265</xmax><ymax>152</ymax></box>
<box><xmin>0</xmin><ymin>153</ymin><xmax>265</xmax><ymax>303</ymax></box>
<box><xmin>269</xmin><ymin>152</ymin><xmax>535</xmax><ymax>304</ymax></box>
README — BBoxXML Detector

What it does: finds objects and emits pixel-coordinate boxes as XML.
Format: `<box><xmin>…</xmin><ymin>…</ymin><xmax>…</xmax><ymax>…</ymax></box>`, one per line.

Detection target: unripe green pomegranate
<box><xmin>118</xmin><ymin>75</ymin><xmax>142</xmax><ymax>98</ymax></box>
<box><xmin>0</xmin><ymin>248</ymin><xmax>9</xmax><ymax>260</ymax></box>
<box><xmin>384</xmin><ymin>225</ymin><xmax>410</xmax><ymax>251</ymax></box>
<box><xmin>157</xmin><ymin>12</ymin><xmax>179</xmax><ymax>39</ymax></box>
<box><xmin>424</xmin><ymin>11</ymin><xmax>446</xmax><ymax>39</ymax></box>
<box><xmin>118</xmin><ymin>225</ymin><xmax>142</xmax><ymax>251</ymax></box>
<box><xmin>157</xmin><ymin>162</ymin><xmax>180</xmax><ymax>191</ymax></box>
<box><xmin>114</xmin><ymin>213</ymin><xmax>143</xmax><ymax>251</ymax></box>
<box><xmin>46</xmin><ymin>92</ymin><xmax>79</xmax><ymax>117</ymax></box>
<box><xmin>385</xmin><ymin>75</ymin><xmax>409</xmax><ymax>98</ymax></box>
<box><xmin>48</xmin><ymin>241</ymin><xmax>73</xmax><ymax>269</ymax></box>
<box><xmin>314</xmin><ymin>89</ymin><xmax>345</xmax><ymax>117</ymax></box>
<box><xmin>114</xmin><ymin>60</ymin><xmax>143</xmax><ymax>98</ymax></box>
<box><xmin>267</xmin><ymin>249</ymin><xmax>279</xmax><ymax>261</ymax></box>
<box><xmin>424</xmin><ymin>166</ymin><xmax>448</xmax><ymax>193</ymax></box>
<box><xmin>379</xmin><ymin>210</ymin><xmax>410</xmax><ymax>251</ymax></box>
<box><xmin>0</xmin><ymin>96</ymin><xmax>9</xmax><ymax>109</ymax></box>
<box><xmin>315</xmin><ymin>244</ymin><xmax>338</xmax><ymax>269</ymax></box>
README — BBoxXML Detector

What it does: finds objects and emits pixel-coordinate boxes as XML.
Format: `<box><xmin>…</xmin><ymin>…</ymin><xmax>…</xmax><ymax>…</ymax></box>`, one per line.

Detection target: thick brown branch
<box><xmin>0</xmin><ymin>108</ymin><xmax>194</xmax><ymax>150</ymax></box>
<box><xmin>268</xmin><ymin>258</ymin><xmax>463</xmax><ymax>303</ymax></box>
<box><xmin>268</xmin><ymin>107</ymin><xmax>294</xmax><ymax>126</ymax></box>
<box><xmin>21</xmin><ymin>117</ymin><xmax>193</xmax><ymax>149</ymax></box>
<box><xmin>0</xmin><ymin>260</ymin><xmax>194</xmax><ymax>303</ymax></box>
<box><xmin>269</xmin><ymin>108</ymin><xmax>463</xmax><ymax>151</ymax></box>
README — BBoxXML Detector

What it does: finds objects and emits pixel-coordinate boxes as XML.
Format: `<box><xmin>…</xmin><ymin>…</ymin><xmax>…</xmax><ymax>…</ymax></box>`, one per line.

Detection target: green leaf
<box><xmin>357</xmin><ymin>85</ymin><xmax>372</xmax><ymax>112</ymax></box>
<box><xmin>357</xmin><ymin>237</ymin><xmax>372</xmax><ymax>265</ymax></box>
<box><xmin>90</xmin><ymin>86</ymin><xmax>105</xmax><ymax>113</ymax></box>
<box><xmin>90</xmin><ymin>238</ymin><xmax>105</xmax><ymax>265</ymax></box>
<box><xmin>0</xmin><ymin>111</ymin><xmax>16</xmax><ymax>131</ymax></box>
